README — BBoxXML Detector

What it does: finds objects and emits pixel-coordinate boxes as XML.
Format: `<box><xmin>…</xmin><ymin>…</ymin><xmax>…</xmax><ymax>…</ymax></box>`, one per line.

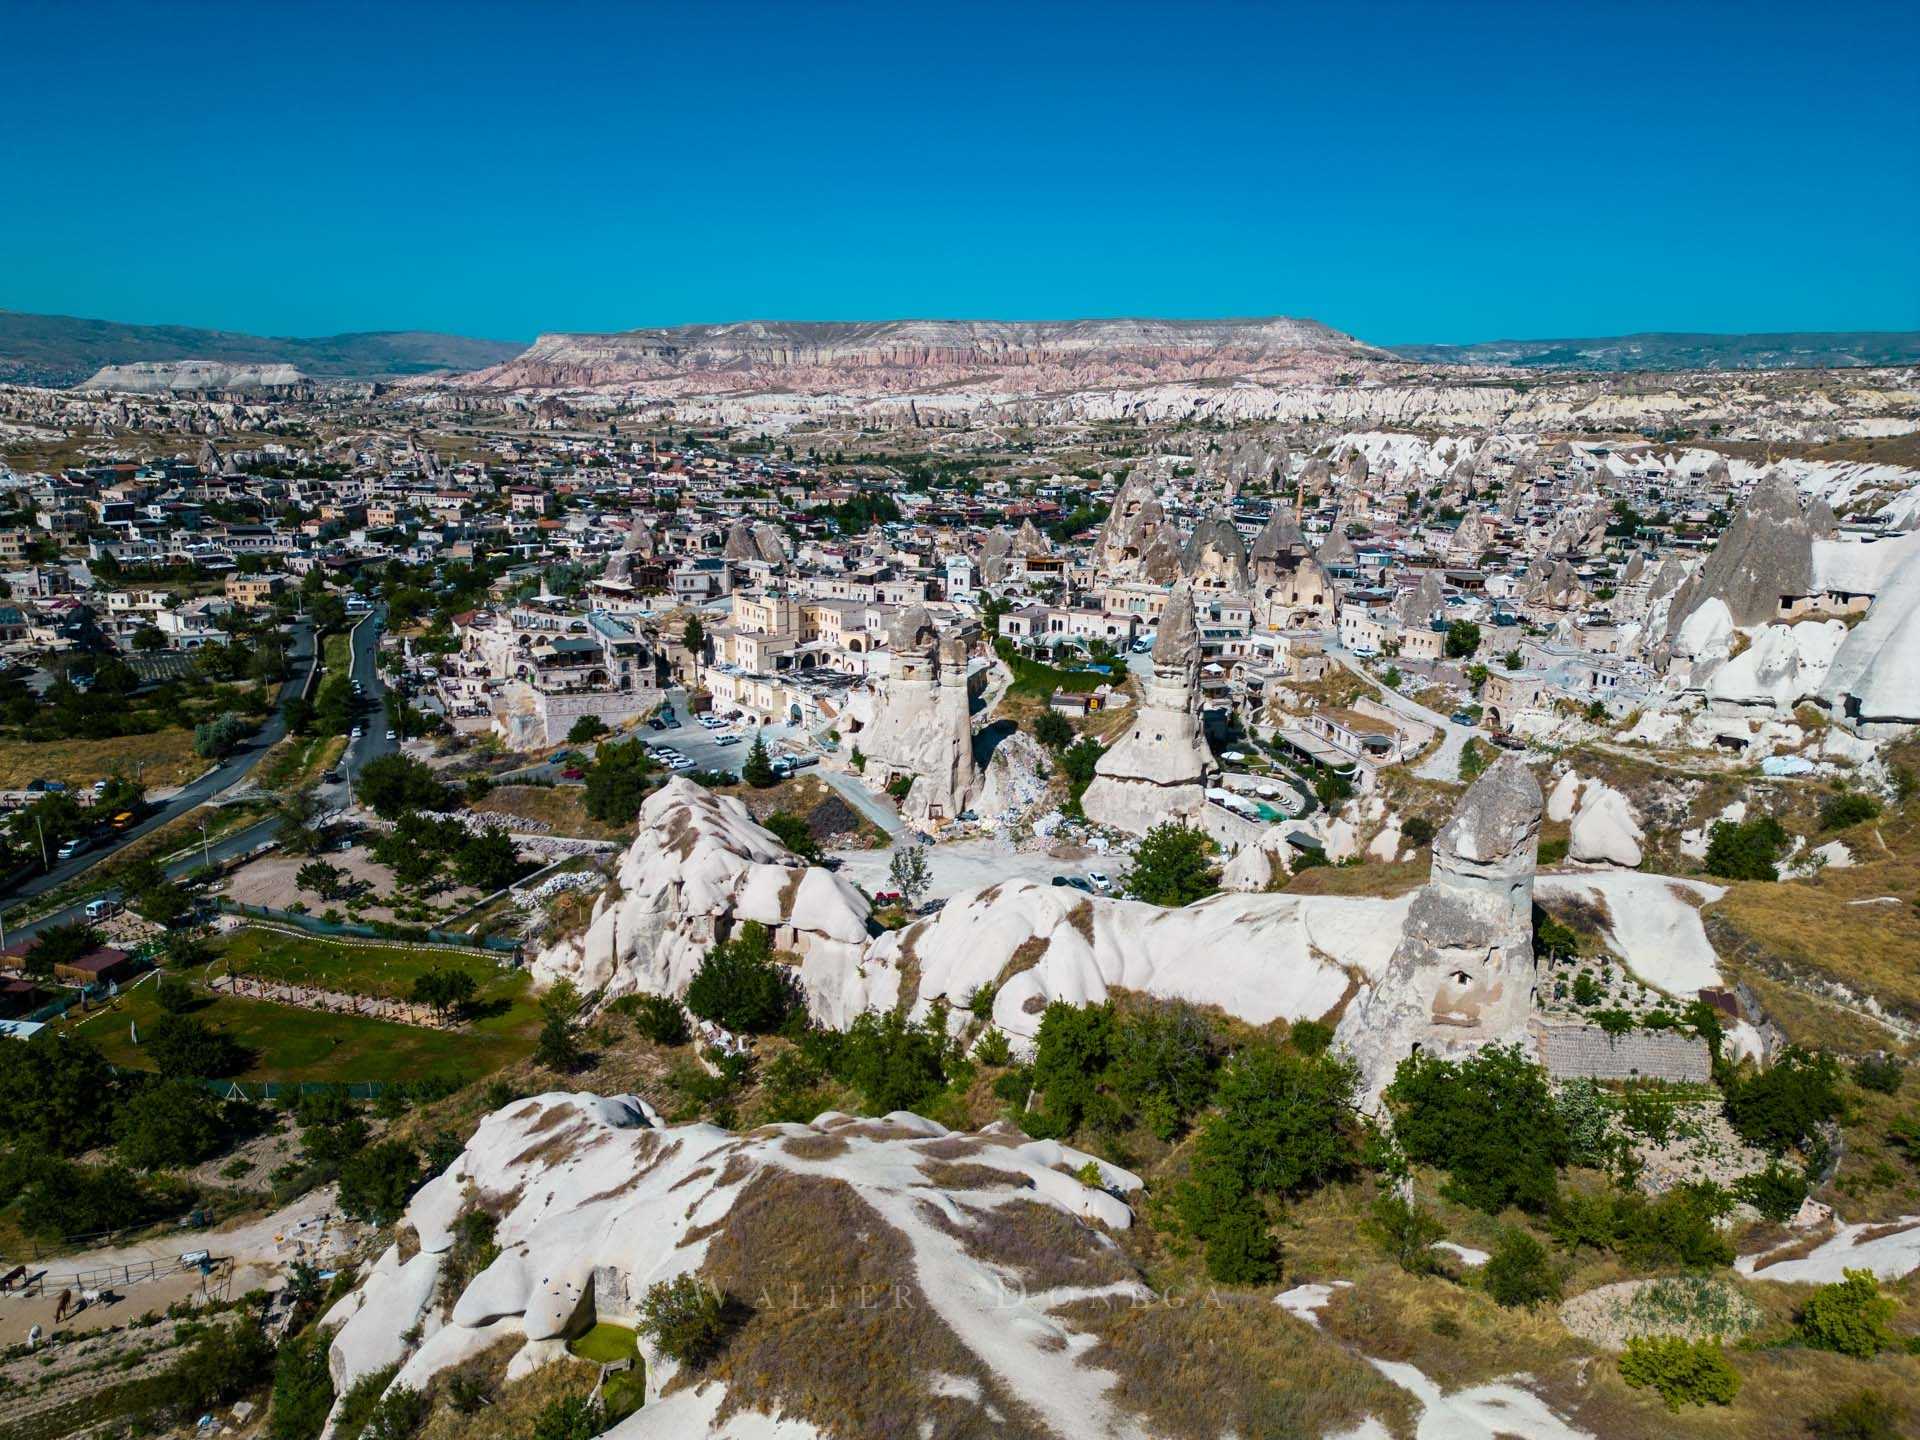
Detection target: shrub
<box><xmin>683</xmin><ymin>921</ymin><xmax>803</xmax><ymax>1034</ymax></box>
<box><xmin>1386</xmin><ymin>1044</ymin><xmax>1569</xmax><ymax>1213</ymax></box>
<box><xmin>1547</xmin><ymin>1184</ymin><xmax>1733</xmax><ymax>1268</ymax></box>
<box><xmin>1201</xmin><ymin>1206</ymin><xmax>1281</xmax><ymax>1284</ymax></box>
<box><xmin>1724</xmin><ymin>1047</ymin><xmax>1843</xmax><ymax>1154</ymax></box>
<box><xmin>1798</xmin><ymin>1268</ymin><xmax>1897</xmax><ymax>1358</ymax></box>
<box><xmin>1032</xmin><ymin>708</ymin><xmax>1074</xmax><ymax>750</ymax></box>
<box><xmin>1851</xmin><ymin>1053</ymin><xmax>1905</xmax><ymax>1095</ymax></box>
<box><xmin>1401</xmin><ymin>815</ymin><xmax>1435</xmax><ymax>847</ymax></box>
<box><xmin>763</xmin><ymin>810</ymin><xmax>819</xmax><ymax>862</ymax></box>
<box><xmin>1362</xmin><ymin>1192</ymin><xmax>1445</xmax><ymax>1274</ymax></box>
<box><xmin>1820</xmin><ymin>790</ymin><xmax>1881</xmax><ymax>832</ymax></box>
<box><xmin>638</xmin><ymin>1273</ymin><xmax>731</xmax><ymax>1366</ymax></box>
<box><xmin>1808</xmin><ymin>1391</ymin><xmax>1907</xmax><ymax>1440</ymax></box>
<box><xmin>1703</xmin><ymin>814</ymin><xmax>1790</xmax><ymax>881</ymax></box>
<box><xmin>1482</xmin><ymin>1228</ymin><xmax>1559</xmax><ymax>1307</ymax></box>
<box><xmin>1617</xmin><ymin>1336</ymin><xmax>1739</xmax><ymax>1411</ymax></box>
<box><xmin>1188</xmin><ymin>1045</ymin><xmax>1358</xmax><ymax>1200</ymax></box>
<box><xmin>616</xmin><ymin>992</ymin><xmax>691</xmax><ymax>1046</ymax></box>
<box><xmin>531</xmin><ymin>1395</ymin><xmax>605</xmax><ymax>1440</ymax></box>
<box><xmin>567</xmin><ymin>713</ymin><xmax>608</xmax><ymax>743</ymax></box>
<box><xmin>1734</xmin><ymin>1161</ymin><xmax>1808</xmax><ymax>1222</ymax></box>
<box><xmin>971</xmin><ymin>1027</ymin><xmax>1013</xmax><ymax>1066</ymax></box>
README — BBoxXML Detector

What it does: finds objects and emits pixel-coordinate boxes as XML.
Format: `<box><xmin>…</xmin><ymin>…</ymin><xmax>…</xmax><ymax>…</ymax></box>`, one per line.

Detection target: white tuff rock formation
<box><xmin>1080</xmin><ymin>579</ymin><xmax>1213</xmax><ymax>835</ymax></box>
<box><xmin>1336</xmin><ymin>757</ymin><xmax>1544</xmax><ymax>1102</ymax></box>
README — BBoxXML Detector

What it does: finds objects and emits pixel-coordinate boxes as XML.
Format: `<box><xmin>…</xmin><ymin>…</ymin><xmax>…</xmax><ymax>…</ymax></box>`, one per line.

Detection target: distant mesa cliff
<box><xmin>1389</xmin><ymin>330</ymin><xmax>1920</xmax><ymax>372</ymax></box>
<box><xmin>459</xmin><ymin>316</ymin><xmax>1391</xmax><ymax>391</ymax></box>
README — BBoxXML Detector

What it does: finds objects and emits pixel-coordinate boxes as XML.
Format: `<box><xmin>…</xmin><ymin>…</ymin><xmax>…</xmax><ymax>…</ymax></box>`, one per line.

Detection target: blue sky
<box><xmin>2</xmin><ymin>1</ymin><xmax>1914</xmax><ymax>344</ymax></box>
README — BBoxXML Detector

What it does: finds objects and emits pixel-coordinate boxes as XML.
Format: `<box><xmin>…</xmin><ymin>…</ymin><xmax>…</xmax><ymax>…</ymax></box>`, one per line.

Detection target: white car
<box><xmin>385</xmin><ymin>729</ymin><xmax>397</xmax><ymax>742</ymax></box>
<box><xmin>1086</xmin><ymin>870</ymin><xmax>1112</xmax><ymax>892</ymax></box>
<box><xmin>351</xmin><ymin>726</ymin><xmax>363</xmax><ymax>739</ymax></box>
<box><xmin>669</xmin><ymin>757</ymin><xmax>696</xmax><ymax>771</ymax></box>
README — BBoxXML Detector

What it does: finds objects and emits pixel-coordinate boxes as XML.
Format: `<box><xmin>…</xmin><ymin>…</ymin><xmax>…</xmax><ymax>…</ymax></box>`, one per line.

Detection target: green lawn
<box><xmin>568</xmin><ymin>1323</ymin><xmax>639</xmax><ymax>1364</ymax></box>
<box><xmin>218</xmin><ymin>926</ymin><xmax>506</xmax><ymax>1001</ymax></box>
<box><xmin>70</xmin><ymin>971</ymin><xmax>537</xmax><ymax>1085</ymax></box>
<box><xmin>61</xmin><ymin>928</ymin><xmax>541</xmax><ymax>1084</ymax></box>
<box><xmin>323</xmin><ymin>631</ymin><xmax>351</xmax><ymax>675</ymax></box>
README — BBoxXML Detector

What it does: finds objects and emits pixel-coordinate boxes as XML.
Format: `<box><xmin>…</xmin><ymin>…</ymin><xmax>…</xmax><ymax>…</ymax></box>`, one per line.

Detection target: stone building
<box><xmin>860</xmin><ymin>606</ymin><xmax>978</xmax><ymax>829</ymax></box>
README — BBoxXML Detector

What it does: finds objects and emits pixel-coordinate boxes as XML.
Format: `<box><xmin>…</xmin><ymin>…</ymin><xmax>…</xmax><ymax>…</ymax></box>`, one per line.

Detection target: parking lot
<box><xmin>641</xmin><ymin>701</ymin><xmax>812</xmax><ymax>777</ymax></box>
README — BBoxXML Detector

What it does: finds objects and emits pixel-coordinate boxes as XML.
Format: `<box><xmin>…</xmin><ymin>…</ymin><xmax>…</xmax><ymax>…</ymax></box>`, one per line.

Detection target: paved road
<box><xmin>2</xmin><ymin>622</ymin><xmax>316</xmax><ymax>912</ymax></box>
<box><xmin>831</xmin><ymin>835</ymin><xmax>1126</xmax><ymax>900</ymax></box>
<box><xmin>1325</xmin><ymin>646</ymin><xmax>1480</xmax><ymax>782</ymax></box>
<box><xmin>816</xmin><ymin>768</ymin><xmax>906</xmax><ymax>840</ymax></box>
<box><xmin>317</xmin><ymin>606</ymin><xmax>395</xmax><ymax>811</ymax></box>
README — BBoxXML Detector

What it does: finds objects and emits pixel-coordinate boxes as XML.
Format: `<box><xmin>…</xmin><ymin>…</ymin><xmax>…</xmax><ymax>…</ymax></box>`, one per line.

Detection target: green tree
<box><xmin>535</xmin><ymin>979</ymin><xmax>588</xmax><ymax>1072</ymax></box>
<box><xmin>1724</xmin><ymin>1046</ymin><xmax>1842</xmax><ymax>1153</ymax></box>
<box><xmin>146</xmin><ymin>1013</ymin><xmax>249</xmax><ymax>1078</ymax></box>
<box><xmin>886</xmin><ymin>844</ymin><xmax>930</xmax><ymax>907</ymax></box>
<box><xmin>296</xmin><ymin>860</ymin><xmax>348</xmax><ymax>901</ymax></box>
<box><xmin>682</xmin><ymin>615</ymin><xmax>706</xmax><ymax>655</ymax></box>
<box><xmin>411</xmin><ymin>968</ymin><xmax>479</xmax><ymax>1022</ymax></box>
<box><xmin>584</xmin><ymin>737</ymin><xmax>658</xmax><ymax>824</ymax></box>
<box><xmin>1703</xmin><ymin>815</ymin><xmax>1790</xmax><ymax>881</ymax></box>
<box><xmin>1482</xmin><ymin>1227</ymin><xmax>1560</xmax><ymax>1307</ymax></box>
<box><xmin>1386</xmin><ymin>1044</ymin><xmax>1569</xmax><ymax>1213</ymax></box>
<box><xmin>156</xmin><ymin>974</ymin><xmax>197</xmax><ymax>1014</ymax></box>
<box><xmin>567</xmin><ymin>713</ymin><xmax>608</xmax><ymax>744</ymax></box>
<box><xmin>683</xmin><ymin>922</ymin><xmax>802</xmax><ymax>1034</ymax></box>
<box><xmin>0</xmin><ymin>1032</ymin><xmax>119</xmax><ymax>1154</ymax></box>
<box><xmin>454</xmin><ymin>826</ymin><xmax>523</xmax><ymax>891</ymax></box>
<box><xmin>764</xmin><ymin>811</ymin><xmax>820</xmax><ymax>862</ymax></box>
<box><xmin>114</xmin><ymin>1078</ymin><xmax>231</xmax><ymax>1170</ymax></box>
<box><xmin>194</xmin><ymin>711</ymin><xmax>252</xmax><ymax>759</ymax></box>
<box><xmin>531</xmin><ymin>1395</ymin><xmax>606</xmax><ymax>1440</ymax></box>
<box><xmin>337</xmin><ymin>1140</ymin><xmax>422</xmax><ymax>1224</ymax></box>
<box><xmin>1445</xmin><ymin>620</ymin><xmax>1481</xmax><ymax>659</ymax></box>
<box><xmin>1125</xmin><ymin>822</ymin><xmax>1218</xmax><ymax>906</ymax></box>
<box><xmin>355</xmin><ymin>754</ymin><xmax>451</xmax><ymax>820</ymax></box>
<box><xmin>742</xmin><ymin>731</ymin><xmax>777</xmax><ymax>788</ymax></box>
<box><xmin>1032</xmin><ymin>708</ymin><xmax>1074</xmax><ymax>750</ymax></box>
<box><xmin>838</xmin><ymin>1005</ymin><xmax>952</xmax><ymax>1113</ymax></box>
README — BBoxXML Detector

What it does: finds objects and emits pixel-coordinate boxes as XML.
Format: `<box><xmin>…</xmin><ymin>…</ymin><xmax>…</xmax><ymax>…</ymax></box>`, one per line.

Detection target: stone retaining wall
<box><xmin>1534</xmin><ymin>1019</ymin><xmax>1714</xmax><ymax>1084</ymax></box>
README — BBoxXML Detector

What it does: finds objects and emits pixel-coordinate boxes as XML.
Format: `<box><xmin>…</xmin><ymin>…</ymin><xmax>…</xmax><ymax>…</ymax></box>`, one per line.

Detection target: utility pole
<box><xmin>36</xmin><ymin>815</ymin><xmax>47</xmax><ymax>870</ymax></box>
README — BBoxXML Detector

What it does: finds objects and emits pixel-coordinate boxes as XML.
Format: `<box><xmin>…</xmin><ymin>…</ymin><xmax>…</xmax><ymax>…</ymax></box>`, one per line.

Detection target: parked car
<box><xmin>56</xmin><ymin>838</ymin><xmax>84</xmax><ymax>861</ymax></box>
<box><xmin>1450</xmin><ymin>710</ymin><xmax>1474</xmax><ymax>726</ymax></box>
<box><xmin>871</xmin><ymin>890</ymin><xmax>902</xmax><ymax>905</ymax></box>
<box><xmin>1086</xmin><ymin>870</ymin><xmax>1112</xmax><ymax>892</ymax></box>
<box><xmin>647</xmin><ymin>718</ymin><xmax>666</xmax><ymax>731</ymax></box>
<box><xmin>717</xmin><ymin>734</ymin><xmax>741</xmax><ymax>746</ymax></box>
<box><xmin>385</xmin><ymin>729</ymin><xmax>397</xmax><ymax>742</ymax></box>
<box><xmin>84</xmin><ymin>898</ymin><xmax>120</xmax><ymax>921</ymax></box>
<box><xmin>561</xmin><ymin>766</ymin><xmax>586</xmax><ymax>780</ymax></box>
<box><xmin>1050</xmin><ymin>875</ymin><xmax>1094</xmax><ymax>893</ymax></box>
<box><xmin>350</xmin><ymin>727</ymin><xmax>364</xmax><ymax>739</ymax></box>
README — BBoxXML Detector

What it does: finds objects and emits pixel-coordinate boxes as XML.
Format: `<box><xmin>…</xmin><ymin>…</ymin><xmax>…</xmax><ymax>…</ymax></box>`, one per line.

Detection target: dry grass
<box><xmin>251</xmin><ymin>732</ymin><xmax>345</xmax><ymax>794</ymax></box>
<box><xmin>1058</xmin><ymin>1289</ymin><xmax>1413</xmax><ymax>1440</ymax></box>
<box><xmin>698</xmin><ymin>1170</ymin><xmax>1052</xmax><ymax>1440</ymax></box>
<box><xmin>416</xmin><ymin>1337</ymin><xmax>589</xmax><ymax>1440</ymax></box>
<box><xmin>477</xmin><ymin>784</ymin><xmax>629</xmax><ymax>841</ymax></box>
<box><xmin>0</xmin><ymin>728</ymin><xmax>204</xmax><ymax>789</ymax></box>
<box><xmin>1283</xmin><ymin>857</ymin><xmax>1428</xmax><ymax>898</ymax></box>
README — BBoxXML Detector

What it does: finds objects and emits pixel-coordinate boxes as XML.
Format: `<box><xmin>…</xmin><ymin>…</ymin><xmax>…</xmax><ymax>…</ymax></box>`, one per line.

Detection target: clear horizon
<box><xmin>3</xmin><ymin>0</ymin><xmax>1915</xmax><ymax>345</ymax></box>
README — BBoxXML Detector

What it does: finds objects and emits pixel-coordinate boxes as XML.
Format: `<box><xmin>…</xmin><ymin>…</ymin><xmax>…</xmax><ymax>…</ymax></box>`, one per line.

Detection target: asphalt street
<box><xmin>2</xmin><ymin>621</ymin><xmax>316</xmax><ymax>912</ymax></box>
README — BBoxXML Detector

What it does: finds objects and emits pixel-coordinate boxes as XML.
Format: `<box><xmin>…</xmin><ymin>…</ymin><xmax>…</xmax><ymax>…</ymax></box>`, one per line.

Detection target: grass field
<box><xmin>251</xmin><ymin>733</ymin><xmax>346</xmax><ymax>794</ymax></box>
<box><xmin>322</xmin><ymin>631</ymin><xmax>351</xmax><ymax>674</ymax></box>
<box><xmin>218</xmin><ymin>926</ymin><xmax>512</xmax><ymax>1001</ymax></box>
<box><xmin>68</xmin><ymin>975</ymin><xmax>536</xmax><ymax>1084</ymax></box>
<box><xmin>64</xmin><ymin>930</ymin><xmax>540</xmax><ymax>1083</ymax></box>
<box><xmin>0</xmin><ymin>729</ymin><xmax>205</xmax><ymax>789</ymax></box>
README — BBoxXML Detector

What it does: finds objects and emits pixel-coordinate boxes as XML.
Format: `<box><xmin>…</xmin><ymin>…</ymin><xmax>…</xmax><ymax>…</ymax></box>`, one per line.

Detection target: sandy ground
<box><xmin>2</xmin><ymin>1186</ymin><xmax>363</xmax><ymax>1345</ymax></box>
<box><xmin>830</xmin><ymin>835</ymin><xmax>1131</xmax><ymax>901</ymax></box>
<box><xmin>221</xmin><ymin>841</ymin><xmax>482</xmax><ymax>924</ymax></box>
